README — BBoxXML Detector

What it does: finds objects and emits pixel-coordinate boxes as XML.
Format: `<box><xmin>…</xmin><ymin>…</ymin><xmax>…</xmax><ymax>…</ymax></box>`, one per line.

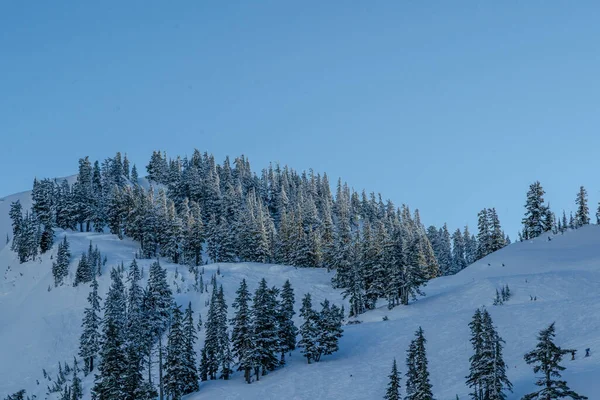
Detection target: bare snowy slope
<box><xmin>1</xmin><ymin>218</ymin><xmax>599</xmax><ymax>398</ymax></box>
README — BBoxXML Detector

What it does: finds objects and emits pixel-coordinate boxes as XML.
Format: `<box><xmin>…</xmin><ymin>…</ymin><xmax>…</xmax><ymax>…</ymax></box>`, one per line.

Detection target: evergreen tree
<box><xmin>146</xmin><ymin>261</ymin><xmax>174</xmax><ymax>400</ymax></box>
<box><xmin>164</xmin><ymin>305</ymin><xmax>186</xmax><ymax>400</ymax></box>
<box><xmin>277</xmin><ymin>280</ymin><xmax>297</xmax><ymax>365</ymax></box>
<box><xmin>522</xmin><ymin>323</ymin><xmax>587</xmax><ymax>400</ymax></box>
<box><xmin>123</xmin><ymin>260</ymin><xmax>152</xmax><ymax>400</ymax></box>
<box><xmin>298</xmin><ymin>293</ymin><xmax>320</xmax><ymax>364</ymax></box>
<box><xmin>52</xmin><ymin>236</ymin><xmax>71</xmax><ymax>286</ymax></box>
<box><xmin>451</xmin><ymin>228</ymin><xmax>467</xmax><ymax>274</ymax></box>
<box><xmin>384</xmin><ymin>358</ymin><xmax>401</xmax><ymax>400</ymax></box>
<box><xmin>93</xmin><ymin>268</ymin><xmax>127</xmax><ymax>400</ymax></box>
<box><xmin>316</xmin><ymin>299</ymin><xmax>343</xmax><ymax>360</ymax></box>
<box><xmin>466</xmin><ymin>308</ymin><xmax>512</xmax><ymax>400</ymax></box>
<box><xmin>203</xmin><ymin>283</ymin><xmax>222</xmax><ymax>380</ymax></box>
<box><xmin>74</xmin><ymin>253</ymin><xmax>92</xmax><ymax>286</ymax></box>
<box><xmin>231</xmin><ymin>279</ymin><xmax>255</xmax><ymax>383</ymax></box>
<box><xmin>217</xmin><ymin>286</ymin><xmax>234</xmax><ymax>380</ymax></box>
<box><xmin>488</xmin><ymin>208</ymin><xmax>506</xmax><ymax>252</ymax></box>
<box><xmin>79</xmin><ymin>275</ymin><xmax>101</xmax><ymax>374</ymax></box>
<box><xmin>522</xmin><ymin>181</ymin><xmax>551</xmax><ymax>240</ymax></box>
<box><xmin>251</xmin><ymin>278</ymin><xmax>279</xmax><ymax>378</ymax></box>
<box><xmin>405</xmin><ymin>327</ymin><xmax>434</xmax><ymax>400</ymax></box>
<box><xmin>574</xmin><ymin>186</ymin><xmax>589</xmax><ymax>228</ymax></box>
<box><xmin>70</xmin><ymin>358</ymin><xmax>82</xmax><ymax>400</ymax></box>
<box><xmin>182</xmin><ymin>302</ymin><xmax>199</xmax><ymax>394</ymax></box>
<box><xmin>476</xmin><ymin>209</ymin><xmax>491</xmax><ymax>260</ymax></box>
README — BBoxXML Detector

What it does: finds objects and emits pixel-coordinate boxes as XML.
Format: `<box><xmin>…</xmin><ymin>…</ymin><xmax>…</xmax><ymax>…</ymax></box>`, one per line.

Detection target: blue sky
<box><xmin>2</xmin><ymin>1</ymin><xmax>600</xmax><ymax>237</ymax></box>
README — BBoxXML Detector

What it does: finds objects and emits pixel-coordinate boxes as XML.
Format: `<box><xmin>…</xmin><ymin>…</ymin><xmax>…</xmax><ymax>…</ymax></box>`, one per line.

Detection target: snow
<box><xmin>1</xmin><ymin>205</ymin><xmax>600</xmax><ymax>398</ymax></box>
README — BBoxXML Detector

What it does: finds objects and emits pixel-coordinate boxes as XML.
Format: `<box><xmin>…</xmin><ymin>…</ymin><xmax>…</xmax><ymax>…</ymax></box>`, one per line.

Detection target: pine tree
<box><xmin>146</xmin><ymin>261</ymin><xmax>174</xmax><ymax>400</ymax></box>
<box><xmin>451</xmin><ymin>228</ymin><xmax>467</xmax><ymax>274</ymax></box>
<box><xmin>203</xmin><ymin>283</ymin><xmax>222</xmax><ymax>380</ymax></box>
<box><xmin>217</xmin><ymin>286</ymin><xmax>234</xmax><ymax>380</ymax></box>
<box><xmin>182</xmin><ymin>302</ymin><xmax>199</xmax><ymax>394</ymax></box>
<box><xmin>384</xmin><ymin>358</ymin><xmax>401</xmax><ymax>400</ymax></box>
<box><xmin>522</xmin><ymin>323</ymin><xmax>587</xmax><ymax>400</ymax></box>
<box><xmin>488</xmin><ymin>208</ymin><xmax>506</xmax><ymax>252</ymax></box>
<box><xmin>298</xmin><ymin>293</ymin><xmax>320</xmax><ymax>364</ymax></box>
<box><xmin>70</xmin><ymin>358</ymin><xmax>82</xmax><ymax>400</ymax></box>
<box><xmin>251</xmin><ymin>278</ymin><xmax>279</xmax><ymax>378</ymax></box>
<box><xmin>466</xmin><ymin>308</ymin><xmax>512</xmax><ymax>400</ymax></box>
<box><xmin>522</xmin><ymin>181</ymin><xmax>551</xmax><ymax>240</ymax></box>
<box><xmin>575</xmin><ymin>186</ymin><xmax>589</xmax><ymax>228</ymax></box>
<box><xmin>123</xmin><ymin>260</ymin><xmax>152</xmax><ymax>400</ymax></box>
<box><xmin>164</xmin><ymin>305</ymin><xmax>186</xmax><ymax>400</ymax></box>
<box><xmin>79</xmin><ymin>275</ymin><xmax>101</xmax><ymax>375</ymax></box>
<box><xmin>405</xmin><ymin>327</ymin><xmax>434</xmax><ymax>400</ymax></box>
<box><xmin>316</xmin><ymin>299</ymin><xmax>343</xmax><ymax>360</ymax></box>
<box><xmin>277</xmin><ymin>280</ymin><xmax>297</xmax><ymax>365</ymax></box>
<box><xmin>93</xmin><ymin>268</ymin><xmax>127</xmax><ymax>400</ymax></box>
<box><xmin>231</xmin><ymin>279</ymin><xmax>255</xmax><ymax>383</ymax></box>
<box><xmin>52</xmin><ymin>236</ymin><xmax>71</xmax><ymax>286</ymax></box>
<box><xmin>476</xmin><ymin>209</ymin><xmax>491</xmax><ymax>260</ymax></box>
<box><xmin>74</xmin><ymin>253</ymin><xmax>92</xmax><ymax>286</ymax></box>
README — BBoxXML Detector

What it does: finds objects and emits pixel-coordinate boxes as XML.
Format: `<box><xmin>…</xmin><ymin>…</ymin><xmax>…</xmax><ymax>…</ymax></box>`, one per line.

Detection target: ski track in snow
<box><xmin>1</xmin><ymin>187</ymin><xmax>600</xmax><ymax>399</ymax></box>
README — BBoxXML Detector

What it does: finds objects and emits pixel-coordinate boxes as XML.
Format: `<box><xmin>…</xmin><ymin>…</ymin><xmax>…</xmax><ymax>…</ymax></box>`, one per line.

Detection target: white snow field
<box><xmin>1</xmin><ymin>188</ymin><xmax>599</xmax><ymax>399</ymax></box>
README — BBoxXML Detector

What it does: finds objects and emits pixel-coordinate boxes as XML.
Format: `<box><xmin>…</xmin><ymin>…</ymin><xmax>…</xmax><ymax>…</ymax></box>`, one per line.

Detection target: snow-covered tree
<box><xmin>384</xmin><ymin>358</ymin><xmax>401</xmax><ymax>400</ymax></box>
<box><xmin>575</xmin><ymin>186</ymin><xmax>589</xmax><ymax>228</ymax></box>
<box><xmin>522</xmin><ymin>323</ymin><xmax>587</xmax><ymax>400</ymax></box>
<box><xmin>298</xmin><ymin>293</ymin><xmax>320</xmax><ymax>364</ymax></box>
<box><xmin>231</xmin><ymin>279</ymin><xmax>255</xmax><ymax>383</ymax></box>
<box><xmin>405</xmin><ymin>327</ymin><xmax>433</xmax><ymax>400</ymax></box>
<box><xmin>277</xmin><ymin>280</ymin><xmax>297</xmax><ymax>365</ymax></box>
<box><xmin>522</xmin><ymin>181</ymin><xmax>551</xmax><ymax>240</ymax></box>
<box><xmin>79</xmin><ymin>275</ymin><xmax>101</xmax><ymax>375</ymax></box>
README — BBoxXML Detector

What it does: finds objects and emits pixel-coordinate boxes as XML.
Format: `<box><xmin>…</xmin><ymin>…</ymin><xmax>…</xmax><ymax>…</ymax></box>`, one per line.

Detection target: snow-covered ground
<box><xmin>1</xmin><ymin>186</ymin><xmax>599</xmax><ymax>399</ymax></box>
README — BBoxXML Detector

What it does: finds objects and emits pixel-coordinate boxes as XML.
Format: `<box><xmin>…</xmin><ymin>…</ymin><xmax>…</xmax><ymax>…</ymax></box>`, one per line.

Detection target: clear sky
<box><xmin>2</xmin><ymin>1</ymin><xmax>600</xmax><ymax>238</ymax></box>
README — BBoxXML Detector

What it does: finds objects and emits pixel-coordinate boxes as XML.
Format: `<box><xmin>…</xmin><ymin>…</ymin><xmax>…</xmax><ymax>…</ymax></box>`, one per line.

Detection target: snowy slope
<box><xmin>1</xmin><ymin>216</ymin><xmax>600</xmax><ymax>398</ymax></box>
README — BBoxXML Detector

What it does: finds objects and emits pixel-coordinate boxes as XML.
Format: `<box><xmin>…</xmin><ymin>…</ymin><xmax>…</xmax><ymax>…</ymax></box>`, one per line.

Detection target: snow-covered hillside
<box><xmin>2</xmin><ymin>210</ymin><xmax>600</xmax><ymax>398</ymax></box>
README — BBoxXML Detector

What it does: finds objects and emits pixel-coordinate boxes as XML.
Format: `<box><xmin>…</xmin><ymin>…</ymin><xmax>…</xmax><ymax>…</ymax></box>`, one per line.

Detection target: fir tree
<box><xmin>231</xmin><ymin>279</ymin><xmax>255</xmax><ymax>383</ymax></box>
<box><xmin>522</xmin><ymin>181</ymin><xmax>551</xmax><ymax>240</ymax></box>
<box><xmin>52</xmin><ymin>236</ymin><xmax>71</xmax><ymax>286</ymax></box>
<box><xmin>316</xmin><ymin>299</ymin><xmax>343</xmax><ymax>360</ymax></box>
<box><xmin>182</xmin><ymin>302</ymin><xmax>199</xmax><ymax>394</ymax></box>
<box><xmin>93</xmin><ymin>268</ymin><xmax>127</xmax><ymax>400</ymax></box>
<box><xmin>79</xmin><ymin>275</ymin><xmax>101</xmax><ymax>374</ymax></box>
<box><xmin>522</xmin><ymin>323</ymin><xmax>587</xmax><ymax>400</ymax></box>
<box><xmin>74</xmin><ymin>253</ymin><xmax>92</xmax><ymax>286</ymax></box>
<box><xmin>164</xmin><ymin>305</ymin><xmax>186</xmax><ymax>400</ymax></box>
<box><xmin>123</xmin><ymin>260</ymin><xmax>152</xmax><ymax>400</ymax></box>
<box><xmin>70</xmin><ymin>358</ymin><xmax>82</xmax><ymax>400</ymax></box>
<box><xmin>203</xmin><ymin>283</ymin><xmax>222</xmax><ymax>380</ymax></box>
<box><xmin>574</xmin><ymin>186</ymin><xmax>589</xmax><ymax>228</ymax></box>
<box><xmin>384</xmin><ymin>358</ymin><xmax>401</xmax><ymax>400</ymax></box>
<box><xmin>298</xmin><ymin>293</ymin><xmax>320</xmax><ymax>364</ymax></box>
<box><xmin>466</xmin><ymin>308</ymin><xmax>512</xmax><ymax>400</ymax></box>
<box><xmin>405</xmin><ymin>327</ymin><xmax>434</xmax><ymax>400</ymax></box>
<box><xmin>277</xmin><ymin>280</ymin><xmax>297</xmax><ymax>365</ymax></box>
<box><xmin>146</xmin><ymin>261</ymin><xmax>174</xmax><ymax>400</ymax></box>
<box><xmin>251</xmin><ymin>278</ymin><xmax>279</xmax><ymax>378</ymax></box>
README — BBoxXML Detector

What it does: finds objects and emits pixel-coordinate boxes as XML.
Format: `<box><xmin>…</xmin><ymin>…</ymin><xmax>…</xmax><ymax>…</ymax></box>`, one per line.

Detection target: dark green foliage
<box><xmin>231</xmin><ymin>279</ymin><xmax>255</xmax><ymax>383</ymax></box>
<box><xmin>52</xmin><ymin>236</ymin><xmax>71</xmax><ymax>286</ymax></box>
<box><xmin>522</xmin><ymin>323</ymin><xmax>587</xmax><ymax>400</ymax></box>
<box><xmin>79</xmin><ymin>275</ymin><xmax>101</xmax><ymax>375</ymax></box>
<box><xmin>466</xmin><ymin>308</ymin><xmax>512</xmax><ymax>400</ymax></box>
<box><xmin>384</xmin><ymin>358</ymin><xmax>401</xmax><ymax>400</ymax></box>
<box><xmin>251</xmin><ymin>279</ymin><xmax>279</xmax><ymax>378</ymax></box>
<box><xmin>277</xmin><ymin>280</ymin><xmax>297</xmax><ymax>365</ymax></box>
<box><xmin>405</xmin><ymin>327</ymin><xmax>434</xmax><ymax>400</ymax></box>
